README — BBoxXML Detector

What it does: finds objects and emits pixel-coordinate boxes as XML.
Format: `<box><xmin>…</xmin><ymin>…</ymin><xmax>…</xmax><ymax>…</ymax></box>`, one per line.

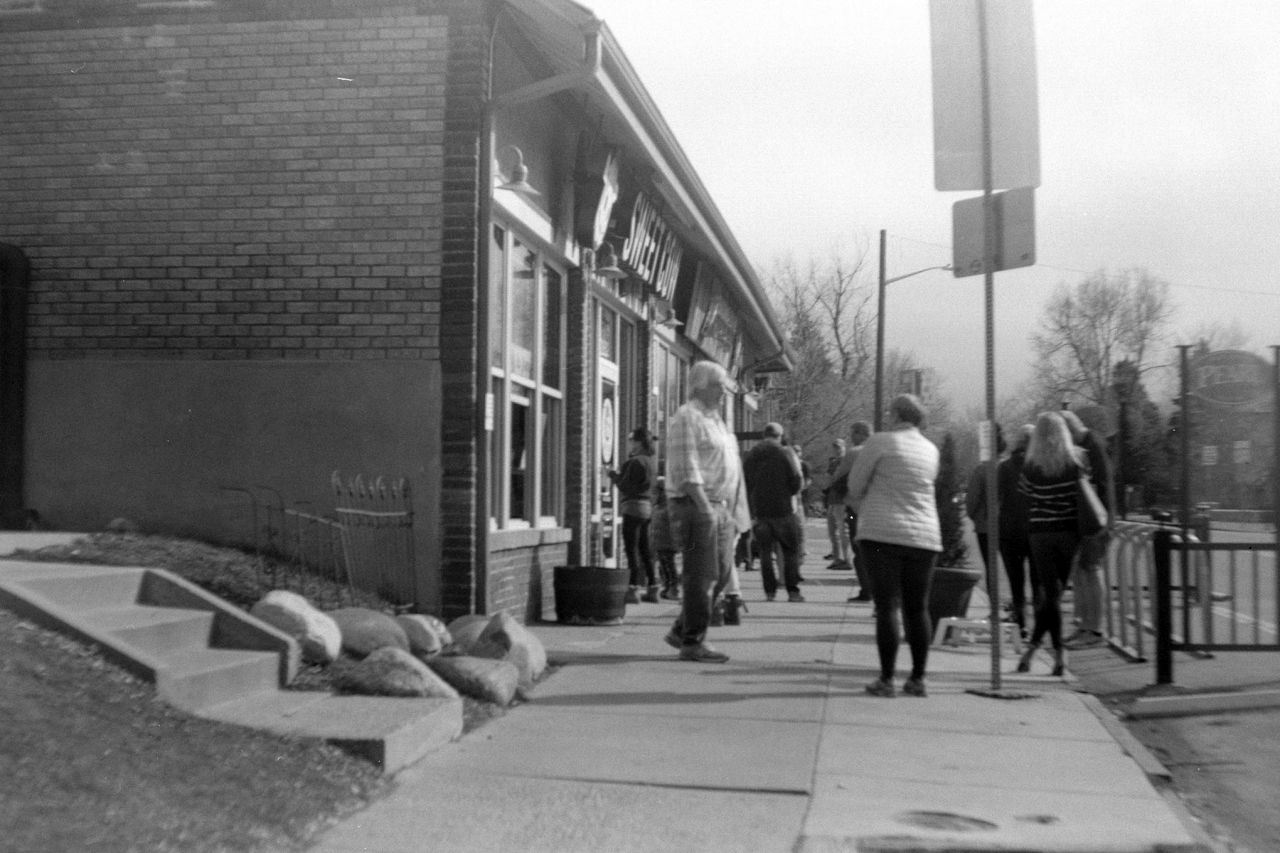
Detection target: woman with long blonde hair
<box><xmin>1016</xmin><ymin>411</ymin><xmax>1087</xmax><ymax>676</ymax></box>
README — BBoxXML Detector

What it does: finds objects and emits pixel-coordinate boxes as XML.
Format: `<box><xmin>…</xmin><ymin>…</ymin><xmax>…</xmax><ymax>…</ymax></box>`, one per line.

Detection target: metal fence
<box><xmin>331</xmin><ymin>472</ymin><xmax>415</xmax><ymax>610</ymax></box>
<box><xmin>1104</xmin><ymin>519</ymin><xmax>1278</xmax><ymax>682</ymax></box>
<box><xmin>218</xmin><ymin>473</ymin><xmax>416</xmax><ymax>610</ymax></box>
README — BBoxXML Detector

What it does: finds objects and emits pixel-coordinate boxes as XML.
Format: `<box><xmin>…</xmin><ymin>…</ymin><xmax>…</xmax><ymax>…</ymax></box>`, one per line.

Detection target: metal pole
<box><xmin>976</xmin><ymin>0</ymin><xmax>1001</xmax><ymax>689</ymax></box>
<box><xmin>1272</xmin><ymin>346</ymin><xmax>1279</xmax><ymax>617</ymax></box>
<box><xmin>1154</xmin><ymin>527</ymin><xmax>1174</xmax><ymax>685</ymax></box>
<box><xmin>1178</xmin><ymin>345</ymin><xmax>1192</xmax><ymax>619</ymax></box>
<box><xmin>875</xmin><ymin>228</ymin><xmax>887</xmax><ymax>432</ymax></box>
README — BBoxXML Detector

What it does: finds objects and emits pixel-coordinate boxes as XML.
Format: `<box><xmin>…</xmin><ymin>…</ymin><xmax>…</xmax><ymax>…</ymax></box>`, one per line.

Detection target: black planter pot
<box><xmin>553</xmin><ymin>566</ymin><xmax>629</xmax><ymax>625</ymax></box>
<box><xmin>928</xmin><ymin>565</ymin><xmax>983</xmax><ymax>632</ymax></box>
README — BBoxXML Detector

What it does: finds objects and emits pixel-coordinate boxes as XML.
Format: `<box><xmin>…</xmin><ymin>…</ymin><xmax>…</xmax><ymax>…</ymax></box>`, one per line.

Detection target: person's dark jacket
<box><xmin>743</xmin><ymin>441</ymin><xmax>802</xmax><ymax>518</ymax></box>
<box><xmin>1077</xmin><ymin>430</ymin><xmax>1111</xmax><ymax>509</ymax></box>
<box><xmin>996</xmin><ymin>447</ymin><xmax>1029</xmax><ymax>539</ymax></box>
<box><xmin>611</xmin><ymin>453</ymin><xmax>655</xmax><ymax>518</ymax></box>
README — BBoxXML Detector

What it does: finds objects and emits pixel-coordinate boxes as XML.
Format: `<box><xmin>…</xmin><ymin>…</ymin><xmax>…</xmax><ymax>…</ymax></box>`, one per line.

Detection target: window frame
<box><xmin>488</xmin><ymin>219</ymin><xmax>567</xmax><ymax>530</ymax></box>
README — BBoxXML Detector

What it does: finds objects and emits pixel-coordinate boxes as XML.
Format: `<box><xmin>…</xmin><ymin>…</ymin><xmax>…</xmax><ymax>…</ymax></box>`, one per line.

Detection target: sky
<box><xmin>576</xmin><ymin>0</ymin><xmax>1280</xmax><ymax>411</ymax></box>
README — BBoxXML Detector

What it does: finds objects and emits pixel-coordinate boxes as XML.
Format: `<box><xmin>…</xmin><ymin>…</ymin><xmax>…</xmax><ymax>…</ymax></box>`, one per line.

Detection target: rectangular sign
<box><xmin>931</xmin><ymin>0</ymin><xmax>1041</xmax><ymax>191</ymax></box>
<box><xmin>952</xmin><ymin>186</ymin><xmax>1035</xmax><ymax>276</ymax></box>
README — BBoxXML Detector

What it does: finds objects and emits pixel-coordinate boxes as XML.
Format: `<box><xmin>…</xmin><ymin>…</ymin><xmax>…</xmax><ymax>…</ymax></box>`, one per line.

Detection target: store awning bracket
<box><xmin>487</xmin><ymin>24</ymin><xmax>602</xmax><ymax>112</ymax></box>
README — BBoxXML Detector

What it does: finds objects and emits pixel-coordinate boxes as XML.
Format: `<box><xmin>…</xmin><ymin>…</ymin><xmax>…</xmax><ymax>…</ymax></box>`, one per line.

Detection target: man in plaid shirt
<box><xmin>662</xmin><ymin>361</ymin><xmax>751</xmax><ymax>663</ymax></box>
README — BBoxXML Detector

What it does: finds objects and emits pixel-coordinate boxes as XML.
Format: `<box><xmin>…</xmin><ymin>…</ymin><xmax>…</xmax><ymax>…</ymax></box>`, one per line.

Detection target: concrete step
<box><xmin>199</xmin><ymin>690</ymin><xmax>464</xmax><ymax>774</ymax></box>
<box><xmin>157</xmin><ymin>646</ymin><xmax>283</xmax><ymax>713</ymax></box>
<box><xmin>82</xmin><ymin>605</ymin><xmax>217</xmax><ymax>656</ymax></box>
<box><xmin>11</xmin><ymin>566</ymin><xmax>145</xmax><ymax>609</ymax></box>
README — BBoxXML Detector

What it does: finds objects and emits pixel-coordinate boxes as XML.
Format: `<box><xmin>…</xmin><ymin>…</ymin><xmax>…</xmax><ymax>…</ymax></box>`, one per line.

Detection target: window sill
<box><xmin>490</xmin><ymin>526</ymin><xmax>572</xmax><ymax>552</ymax></box>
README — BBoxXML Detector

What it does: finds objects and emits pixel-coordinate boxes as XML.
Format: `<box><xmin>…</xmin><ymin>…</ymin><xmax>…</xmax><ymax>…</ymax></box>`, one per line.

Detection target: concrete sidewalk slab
<box><xmin>426</xmin><ymin>706</ymin><xmax>820</xmax><ymax>793</ymax></box>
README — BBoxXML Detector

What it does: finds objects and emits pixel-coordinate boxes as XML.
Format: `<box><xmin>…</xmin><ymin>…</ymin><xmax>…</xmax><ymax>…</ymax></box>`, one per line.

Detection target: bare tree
<box><xmin>1030</xmin><ymin>268</ymin><xmax>1174</xmax><ymax>406</ymax></box>
<box><xmin>761</xmin><ymin>249</ymin><xmax>878</xmax><ymax>450</ymax></box>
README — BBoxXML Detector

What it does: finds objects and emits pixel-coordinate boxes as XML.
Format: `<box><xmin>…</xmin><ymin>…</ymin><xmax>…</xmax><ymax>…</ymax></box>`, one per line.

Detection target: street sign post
<box><xmin>931</xmin><ymin>0</ymin><xmax>1040</xmax><ymax>695</ymax></box>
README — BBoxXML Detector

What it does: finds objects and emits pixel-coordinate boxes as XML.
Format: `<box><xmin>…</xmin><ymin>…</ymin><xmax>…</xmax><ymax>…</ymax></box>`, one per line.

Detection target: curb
<box><xmin>1126</xmin><ymin>688</ymin><xmax>1280</xmax><ymax>719</ymax></box>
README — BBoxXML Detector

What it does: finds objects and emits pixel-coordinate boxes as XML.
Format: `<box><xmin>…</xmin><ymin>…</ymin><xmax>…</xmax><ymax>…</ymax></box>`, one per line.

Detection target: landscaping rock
<box><xmin>426</xmin><ymin>655</ymin><xmax>520</xmax><ymax>706</ymax></box>
<box><xmin>445</xmin><ymin>614</ymin><xmax>490</xmax><ymax>654</ymax></box>
<box><xmin>477</xmin><ymin>612</ymin><xmax>547</xmax><ymax>690</ymax></box>
<box><xmin>328</xmin><ymin>607</ymin><xmax>409</xmax><ymax>658</ymax></box>
<box><xmin>330</xmin><ymin>647</ymin><xmax>459</xmax><ymax>698</ymax></box>
<box><xmin>250</xmin><ymin>590</ymin><xmax>341</xmax><ymax>664</ymax></box>
<box><xmin>396</xmin><ymin>613</ymin><xmax>452</xmax><ymax>657</ymax></box>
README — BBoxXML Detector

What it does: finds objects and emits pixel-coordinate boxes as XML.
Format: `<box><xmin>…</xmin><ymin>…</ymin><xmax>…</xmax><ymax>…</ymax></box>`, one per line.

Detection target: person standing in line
<box><xmin>610</xmin><ymin>427</ymin><xmax>658</xmax><ymax>603</ymax></box>
<box><xmin>845</xmin><ymin>396</ymin><xmax>941</xmax><ymax>698</ymax></box>
<box><xmin>1017</xmin><ymin>411</ymin><xmax>1087</xmax><ymax>677</ymax></box>
<box><xmin>965</xmin><ymin>423</ymin><xmax>1006</xmax><ymax>573</ymax></box>
<box><xmin>823</xmin><ymin>438</ymin><xmax>852</xmax><ymax>570</ymax></box>
<box><xmin>997</xmin><ymin>424</ymin><xmax>1035</xmax><ymax>638</ymax></box>
<box><xmin>610</xmin><ymin>429</ymin><xmax>657</xmax><ymax>600</ymax></box>
<box><xmin>649</xmin><ymin>475</ymin><xmax>681</xmax><ymax>600</ymax></box>
<box><xmin>1060</xmin><ymin>407</ymin><xmax>1113</xmax><ymax>649</ymax></box>
<box><xmin>743</xmin><ymin>422</ymin><xmax>805</xmax><ymax>602</ymax></box>
<box><xmin>830</xmin><ymin>421</ymin><xmax>874</xmax><ymax>602</ymax></box>
<box><xmin>662</xmin><ymin>361</ymin><xmax>751</xmax><ymax>663</ymax></box>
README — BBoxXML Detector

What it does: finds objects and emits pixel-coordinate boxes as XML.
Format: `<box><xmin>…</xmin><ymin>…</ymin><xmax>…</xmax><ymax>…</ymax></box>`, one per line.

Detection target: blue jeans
<box><xmin>669</xmin><ymin>500</ymin><xmax>737</xmax><ymax>647</ymax></box>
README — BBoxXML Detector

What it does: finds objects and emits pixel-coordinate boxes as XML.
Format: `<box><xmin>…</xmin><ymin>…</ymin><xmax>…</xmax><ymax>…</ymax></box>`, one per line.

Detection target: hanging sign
<box><xmin>615</xmin><ymin>191</ymin><xmax>683</xmax><ymax>299</ymax></box>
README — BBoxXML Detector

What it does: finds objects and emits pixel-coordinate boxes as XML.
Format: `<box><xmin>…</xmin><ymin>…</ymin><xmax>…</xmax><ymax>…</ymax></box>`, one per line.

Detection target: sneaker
<box><xmin>787</xmin><ymin>591</ymin><xmax>805</xmax><ymax>602</ymax></box>
<box><xmin>1064</xmin><ymin>630</ymin><xmax>1104</xmax><ymax>649</ymax></box>
<box><xmin>827</xmin><ymin>560</ymin><xmax>852</xmax><ymax>571</ymax></box>
<box><xmin>865</xmin><ymin>678</ymin><xmax>895</xmax><ymax>697</ymax></box>
<box><xmin>679</xmin><ymin>644</ymin><xmax>729</xmax><ymax>663</ymax></box>
<box><xmin>902</xmin><ymin>677</ymin><xmax>927</xmax><ymax>697</ymax></box>
<box><xmin>663</xmin><ymin>631</ymin><xmax>682</xmax><ymax>650</ymax></box>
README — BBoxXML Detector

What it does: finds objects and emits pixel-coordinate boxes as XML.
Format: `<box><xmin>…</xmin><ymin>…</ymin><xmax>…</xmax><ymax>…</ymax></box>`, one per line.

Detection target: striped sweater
<box><xmin>1018</xmin><ymin>462</ymin><xmax>1083</xmax><ymax>534</ymax></box>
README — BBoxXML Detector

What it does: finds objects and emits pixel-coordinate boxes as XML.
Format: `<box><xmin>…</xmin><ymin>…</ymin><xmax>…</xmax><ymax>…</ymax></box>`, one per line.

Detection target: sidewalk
<box><xmin>310</xmin><ymin>530</ymin><xmax>1212</xmax><ymax>853</ymax></box>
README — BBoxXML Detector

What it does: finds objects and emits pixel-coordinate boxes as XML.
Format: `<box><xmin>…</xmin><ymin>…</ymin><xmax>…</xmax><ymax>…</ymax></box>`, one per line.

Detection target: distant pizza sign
<box><xmin>1190</xmin><ymin>350</ymin><xmax>1271</xmax><ymax>406</ymax></box>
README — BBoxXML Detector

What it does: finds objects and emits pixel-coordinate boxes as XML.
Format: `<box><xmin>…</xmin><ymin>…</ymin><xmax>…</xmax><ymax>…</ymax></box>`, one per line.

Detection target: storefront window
<box><xmin>489</xmin><ymin>221</ymin><xmax>566</xmax><ymax>529</ymax></box>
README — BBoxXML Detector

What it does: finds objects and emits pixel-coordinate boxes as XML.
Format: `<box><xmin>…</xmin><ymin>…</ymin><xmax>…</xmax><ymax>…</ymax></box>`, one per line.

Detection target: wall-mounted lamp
<box><xmin>653</xmin><ymin>295</ymin><xmax>682</xmax><ymax>329</ymax></box>
<box><xmin>594</xmin><ymin>242</ymin><xmax>627</xmax><ymax>280</ymax></box>
<box><xmin>495</xmin><ymin>145</ymin><xmax>541</xmax><ymax>199</ymax></box>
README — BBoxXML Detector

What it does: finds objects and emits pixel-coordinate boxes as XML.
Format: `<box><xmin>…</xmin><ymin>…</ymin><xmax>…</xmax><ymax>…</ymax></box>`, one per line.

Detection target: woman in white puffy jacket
<box><xmin>845</xmin><ymin>394</ymin><xmax>941</xmax><ymax>698</ymax></box>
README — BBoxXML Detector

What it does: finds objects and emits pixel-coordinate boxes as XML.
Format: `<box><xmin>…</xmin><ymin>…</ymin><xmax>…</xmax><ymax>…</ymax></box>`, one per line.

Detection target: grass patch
<box><xmin>2</xmin><ymin>532</ymin><xmax>511</xmax><ymax>852</ymax></box>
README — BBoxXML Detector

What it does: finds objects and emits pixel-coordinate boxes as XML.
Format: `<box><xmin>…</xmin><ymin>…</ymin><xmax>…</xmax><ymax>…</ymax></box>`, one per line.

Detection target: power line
<box><xmin>889</xmin><ymin>233</ymin><xmax>1280</xmax><ymax>300</ymax></box>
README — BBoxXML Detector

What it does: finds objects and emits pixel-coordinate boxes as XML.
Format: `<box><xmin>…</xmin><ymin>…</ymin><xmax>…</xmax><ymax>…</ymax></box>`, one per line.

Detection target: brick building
<box><xmin>0</xmin><ymin>0</ymin><xmax>791</xmax><ymax>620</ymax></box>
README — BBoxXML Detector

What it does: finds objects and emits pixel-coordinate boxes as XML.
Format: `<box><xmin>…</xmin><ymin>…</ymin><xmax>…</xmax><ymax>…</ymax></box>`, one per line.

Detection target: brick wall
<box><xmin>0</xmin><ymin>12</ymin><xmax>447</xmax><ymax>361</ymax></box>
<box><xmin>487</xmin><ymin>530</ymin><xmax>571</xmax><ymax>623</ymax></box>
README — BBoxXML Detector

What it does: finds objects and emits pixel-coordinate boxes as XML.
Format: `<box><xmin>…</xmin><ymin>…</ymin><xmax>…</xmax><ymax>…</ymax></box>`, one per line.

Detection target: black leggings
<box><xmin>622</xmin><ymin>515</ymin><xmax>655</xmax><ymax>587</ymax></box>
<box><xmin>862</xmin><ymin>540</ymin><xmax>937</xmax><ymax>681</ymax></box>
<box><xmin>1027</xmin><ymin>530</ymin><xmax>1080</xmax><ymax>651</ymax></box>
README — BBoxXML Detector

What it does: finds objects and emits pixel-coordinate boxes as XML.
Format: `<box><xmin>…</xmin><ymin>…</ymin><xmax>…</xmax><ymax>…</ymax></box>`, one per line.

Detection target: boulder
<box><xmin>396</xmin><ymin>613</ymin><xmax>452</xmax><ymax>657</ymax></box>
<box><xmin>328</xmin><ymin>607</ymin><xmax>410</xmax><ymax>658</ymax></box>
<box><xmin>477</xmin><ymin>612</ymin><xmax>547</xmax><ymax>690</ymax></box>
<box><xmin>250</xmin><ymin>590</ymin><xmax>341</xmax><ymax>664</ymax></box>
<box><xmin>446</xmin><ymin>614</ymin><xmax>491</xmax><ymax>654</ymax></box>
<box><xmin>331</xmin><ymin>647</ymin><xmax>459</xmax><ymax>698</ymax></box>
<box><xmin>427</xmin><ymin>655</ymin><xmax>520</xmax><ymax>706</ymax></box>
